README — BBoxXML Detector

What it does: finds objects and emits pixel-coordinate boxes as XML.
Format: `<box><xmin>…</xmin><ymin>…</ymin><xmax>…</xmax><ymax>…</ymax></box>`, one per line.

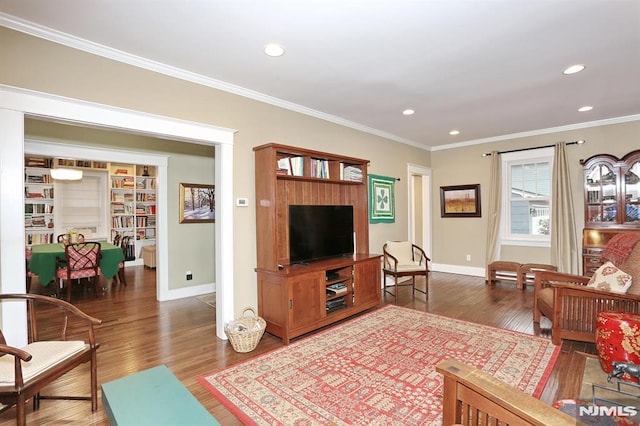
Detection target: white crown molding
<box><xmin>0</xmin><ymin>13</ymin><xmax>420</xmax><ymax>148</ymax></box>
<box><xmin>431</xmin><ymin>114</ymin><xmax>640</xmax><ymax>152</ymax></box>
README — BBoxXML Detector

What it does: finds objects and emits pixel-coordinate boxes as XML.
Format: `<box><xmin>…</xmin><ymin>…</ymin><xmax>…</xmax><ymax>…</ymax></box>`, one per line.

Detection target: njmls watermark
<box><xmin>579</xmin><ymin>405</ymin><xmax>638</xmax><ymax>417</ymax></box>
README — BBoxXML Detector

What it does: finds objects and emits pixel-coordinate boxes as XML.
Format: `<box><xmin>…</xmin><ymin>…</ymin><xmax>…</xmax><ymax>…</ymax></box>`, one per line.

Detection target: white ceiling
<box><xmin>1</xmin><ymin>0</ymin><xmax>639</xmax><ymax>150</ymax></box>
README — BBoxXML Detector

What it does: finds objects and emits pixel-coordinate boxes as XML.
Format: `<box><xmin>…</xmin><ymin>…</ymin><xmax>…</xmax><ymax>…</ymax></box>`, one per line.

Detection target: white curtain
<box><xmin>551</xmin><ymin>142</ymin><xmax>579</xmax><ymax>273</ymax></box>
<box><xmin>485</xmin><ymin>151</ymin><xmax>501</xmax><ymax>268</ymax></box>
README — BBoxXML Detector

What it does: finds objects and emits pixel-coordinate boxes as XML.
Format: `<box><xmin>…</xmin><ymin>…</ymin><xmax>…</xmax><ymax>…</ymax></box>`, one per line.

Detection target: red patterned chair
<box><xmin>55</xmin><ymin>242</ymin><xmax>102</xmax><ymax>301</ymax></box>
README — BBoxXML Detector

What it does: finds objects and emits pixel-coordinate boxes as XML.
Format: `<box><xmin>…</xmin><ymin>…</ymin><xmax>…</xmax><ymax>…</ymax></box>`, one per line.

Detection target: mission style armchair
<box><xmin>534</xmin><ymin>269</ymin><xmax>640</xmax><ymax>345</ymax></box>
<box><xmin>534</xmin><ymin>232</ymin><xmax>640</xmax><ymax>345</ymax></box>
<box><xmin>0</xmin><ymin>294</ymin><xmax>102</xmax><ymax>426</ymax></box>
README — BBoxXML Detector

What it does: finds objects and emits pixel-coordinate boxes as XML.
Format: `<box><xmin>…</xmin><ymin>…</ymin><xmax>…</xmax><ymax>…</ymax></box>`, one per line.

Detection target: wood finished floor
<box><xmin>1</xmin><ymin>267</ymin><xmax>596</xmax><ymax>425</ymax></box>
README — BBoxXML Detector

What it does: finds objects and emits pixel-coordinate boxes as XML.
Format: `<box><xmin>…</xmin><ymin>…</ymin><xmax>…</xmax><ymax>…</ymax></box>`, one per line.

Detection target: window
<box><xmin>57</xmin><ymin>170</ymin><xmax>109</xmax><ymax>238</ymax></box>
<box><xmin>501</xmin><ymin>148</ymin><xmax>553</xmax><ymax>246</ymax></box>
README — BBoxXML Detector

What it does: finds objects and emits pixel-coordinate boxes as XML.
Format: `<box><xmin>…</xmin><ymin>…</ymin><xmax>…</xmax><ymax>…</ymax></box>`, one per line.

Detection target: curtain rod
<box><xmin>481</xmin><ymin>140</ymin><xmax>585</xmax><ymax>157</ymax></box>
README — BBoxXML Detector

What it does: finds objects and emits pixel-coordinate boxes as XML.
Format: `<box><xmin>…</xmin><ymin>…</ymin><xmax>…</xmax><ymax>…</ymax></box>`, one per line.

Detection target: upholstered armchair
<box><xmin>534</xmin><ymin>235</ymin><xmax>640</xmax><ymax>345</ymax></box>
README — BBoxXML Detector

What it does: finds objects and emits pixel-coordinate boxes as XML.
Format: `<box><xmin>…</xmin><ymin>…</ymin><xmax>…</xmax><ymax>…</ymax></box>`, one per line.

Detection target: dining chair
<box><xmin>55</xmin><ymin>242</ymin><xmax>102</xmax><ymax>301</ymax></box>
<box><xmin>57</xmin><ymin>233</ymin><xmax>85</xmax><ymax>244</ymax></box>
<box><xmin>112</xmin><ymin>234</ymin><xmax>127</xmax><ymax>286</ymax></box>
<box><xmin>0</xmin><ymin>293</ymin><xmax>102</xmax><ymax>426</ymax></box>
<box><xmin>25</xmin><ymin>247</ymin><xmax>35</xmax><ymax>293</ymax></box>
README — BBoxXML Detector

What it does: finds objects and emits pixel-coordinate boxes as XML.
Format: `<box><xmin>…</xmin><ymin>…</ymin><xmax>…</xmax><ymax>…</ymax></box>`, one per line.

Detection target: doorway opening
<box><xmin>407</xmin><ymin>164</ymin><xmax>432</xmax><ymax>258</ymax></box>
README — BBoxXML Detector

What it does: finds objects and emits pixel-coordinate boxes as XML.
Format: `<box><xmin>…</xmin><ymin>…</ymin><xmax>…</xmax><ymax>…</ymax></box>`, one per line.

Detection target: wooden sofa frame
<box><xmin>436</xmin><ymin>359</ymin><xmax>575</xmax><ymax>425</ymax></box>
<box><xmin>533</xmin><ymin>270</ymin><xmax>640</xmax><ymax>345</ymax></box>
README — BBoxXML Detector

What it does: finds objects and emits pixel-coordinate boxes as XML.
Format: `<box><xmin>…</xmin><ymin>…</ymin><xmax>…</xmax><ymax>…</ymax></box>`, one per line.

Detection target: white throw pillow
<box><xmin>586</xmin><ymin>261</ymin><xmax>633</xmax><ymax>294</ymax></box>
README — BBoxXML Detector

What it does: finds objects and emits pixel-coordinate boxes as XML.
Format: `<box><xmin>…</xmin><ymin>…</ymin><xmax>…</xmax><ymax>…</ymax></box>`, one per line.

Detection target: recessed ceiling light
<box><xmin>449</xmin><ymin>130</ymin><xmax>460</xmax><ymax>136</ymax></box>
<box><xmin>563</xmin><ymin>64</ymin><xmax>586</xmax><ymax>75</ymax></box>
<box><xmin>578</xmin><ymin>105</ymin><xmax>594</xmax><ymax>112</ymax></box>
<box><xmin>402</xmin><ymin>109</ymin><xmax>415</xmax><ymax>116</ymax></box>
<box><xmin>264</xmin><ymin>43</ymin><xmax>285</xmax><ymax>57</ymax></box>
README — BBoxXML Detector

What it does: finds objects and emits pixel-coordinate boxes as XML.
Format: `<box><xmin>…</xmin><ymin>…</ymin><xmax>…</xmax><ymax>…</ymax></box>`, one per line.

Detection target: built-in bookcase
<box><xmin>109</xmin><ymin>163</ymin><xmax>156</xmax><ymax>263</ymax></box>
<box><xmin>25</xmin><ymin>157</ymin><xmax>55</xmax><ymax>245</ymax></box>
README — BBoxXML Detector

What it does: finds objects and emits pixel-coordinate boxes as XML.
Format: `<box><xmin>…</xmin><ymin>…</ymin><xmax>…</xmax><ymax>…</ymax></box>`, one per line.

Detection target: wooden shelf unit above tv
<box><xmin>253</xmin><ymin>143</ymin><xmax>381</xmax><ymax>344</ymax></box>
<box><xmin>254</xmin><ymin>143</ymin><xmax>371</xmax><ymax>272</ymax></box>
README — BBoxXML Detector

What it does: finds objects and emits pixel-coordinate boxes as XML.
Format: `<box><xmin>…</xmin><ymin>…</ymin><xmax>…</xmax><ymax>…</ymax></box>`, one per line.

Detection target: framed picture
<box><xmin>368</xmin><ymin>174</ymin><xmax>396</xmax><ymax>223</ymax></box>
<box><xmin>440</xmin><ymin>184</ymin><xmax>481</xmax><ymax>218</ymax></box>
<box><xmin>179</xmin><ymin>183</ymin><xmax>215</xmax><ymax>223</ymax></box>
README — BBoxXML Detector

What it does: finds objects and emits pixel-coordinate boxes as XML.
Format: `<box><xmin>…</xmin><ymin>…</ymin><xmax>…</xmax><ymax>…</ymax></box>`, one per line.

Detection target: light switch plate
<box><xmin>236</xmin><ymin>198</ymin><xmax>249</xmax><ymax>207</ymax></box>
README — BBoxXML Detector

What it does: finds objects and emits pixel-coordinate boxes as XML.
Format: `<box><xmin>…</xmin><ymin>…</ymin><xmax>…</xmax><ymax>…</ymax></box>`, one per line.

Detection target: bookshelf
<box><xmin>254</xmin><ymin>143</ymin><xmax>381</xmax><ymax>344</ymax></box>
<box><xmin>109</xmin><ymin>164</ymin><xmax>157</xmax><ymax>263</ymax></box>
<box><xmin>25</xmin><ymin>157</ymin><xmax>55</xmax><ymax>245</ymax></box>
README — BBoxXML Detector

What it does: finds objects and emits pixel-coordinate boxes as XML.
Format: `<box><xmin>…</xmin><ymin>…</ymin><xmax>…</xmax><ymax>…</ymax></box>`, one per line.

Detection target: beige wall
<box><xmin>1</xmin><ymin>27</ymin><xmax>429</xmax><ymax>314</ymax></box>
<box><xmin>431</xmin><ymin>120</ymin><xmax>640</xmax><ymax>271</ymax></box>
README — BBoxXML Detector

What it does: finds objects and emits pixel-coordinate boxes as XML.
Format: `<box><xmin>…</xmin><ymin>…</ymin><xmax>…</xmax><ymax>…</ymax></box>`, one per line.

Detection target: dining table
<box><xmin>28</xmin><ymin>242</ymin><xmax>125</xmax><ymax>286</ymax></box>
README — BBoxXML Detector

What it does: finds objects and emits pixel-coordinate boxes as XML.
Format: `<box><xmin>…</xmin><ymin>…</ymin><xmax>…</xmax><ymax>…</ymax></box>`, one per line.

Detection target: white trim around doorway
<box><xmin>0</xmin><ymin>84</ymin><xmax>236</xmax><ymax>344</ymax></box>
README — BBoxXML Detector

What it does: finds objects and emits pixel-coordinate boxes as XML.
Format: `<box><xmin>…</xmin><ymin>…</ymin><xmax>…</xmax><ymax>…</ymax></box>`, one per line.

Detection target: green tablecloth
<box><xmin>28</xmin><ymin>242</ymin><xmax>125</xmax><ymax>285</ymax></box>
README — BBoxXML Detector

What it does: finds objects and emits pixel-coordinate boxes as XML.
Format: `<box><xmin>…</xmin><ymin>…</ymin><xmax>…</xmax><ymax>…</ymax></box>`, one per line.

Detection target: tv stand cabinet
<box><xmin>257</xmin><ymin>254</ymin><xmax>381</xmax><ymax>344</ymax></box>
<box><xmin>254</xmin><ymin>143</ymin><xmax>381</xmax><ymax>343</ymax></box>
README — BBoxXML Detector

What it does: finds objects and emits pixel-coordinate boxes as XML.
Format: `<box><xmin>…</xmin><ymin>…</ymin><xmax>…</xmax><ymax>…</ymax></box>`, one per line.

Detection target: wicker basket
<box><xmin>224</xmin><ymin>307</ymin><xmax>266</xmax><ymax>353</ymax></box>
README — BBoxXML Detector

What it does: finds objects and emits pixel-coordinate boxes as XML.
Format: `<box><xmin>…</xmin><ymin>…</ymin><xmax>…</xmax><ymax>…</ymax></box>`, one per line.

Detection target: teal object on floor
<box><xmin>101</xmin><ymin>365</ymin><xmax>220</xmax><ymax>426</ymax></box>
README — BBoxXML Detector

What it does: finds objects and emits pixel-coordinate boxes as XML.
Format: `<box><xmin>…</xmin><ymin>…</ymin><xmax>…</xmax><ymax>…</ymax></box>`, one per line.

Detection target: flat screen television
<box><xmin>289</xmin><ymin>205</ymin><xmax>354</xmax><ymax>264</ymax></box>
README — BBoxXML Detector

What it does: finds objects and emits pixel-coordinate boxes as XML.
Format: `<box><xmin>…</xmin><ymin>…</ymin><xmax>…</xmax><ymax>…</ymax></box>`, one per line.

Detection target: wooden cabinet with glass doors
<box><xmin>581</xmin><ymin>150</ymin><xmax>640</xmax><ymax>275</ymax></box>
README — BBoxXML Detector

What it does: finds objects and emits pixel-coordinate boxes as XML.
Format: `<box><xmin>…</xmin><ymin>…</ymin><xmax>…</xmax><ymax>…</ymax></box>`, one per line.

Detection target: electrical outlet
<box><xmin>466</xmin><ymin>254</ymin><xmax>471</xmax><ymax>262</ymax></box>
<box><xmin>186</xmin><ymin>270</ymin><xmax>193</xmax><ymax>280</ymax></box>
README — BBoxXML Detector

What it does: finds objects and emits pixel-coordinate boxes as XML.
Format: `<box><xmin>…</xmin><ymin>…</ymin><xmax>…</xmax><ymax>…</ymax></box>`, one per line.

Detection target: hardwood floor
<box><xmin>1</xmin><ymin>267</ymin><xmax>596</xmax><ymax>425</ymax></box>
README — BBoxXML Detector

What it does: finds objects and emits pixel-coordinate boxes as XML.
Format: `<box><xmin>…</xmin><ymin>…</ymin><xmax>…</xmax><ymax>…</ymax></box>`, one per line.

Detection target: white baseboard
<box><xmin>163</xmin><ymin>282</ymin><xmax>216</xmax><ymax>301</ymax></box>
<box><xmin>431</xmin><ymin>263</ymin><xmax>486</xmax><ymax>278</ymax></box>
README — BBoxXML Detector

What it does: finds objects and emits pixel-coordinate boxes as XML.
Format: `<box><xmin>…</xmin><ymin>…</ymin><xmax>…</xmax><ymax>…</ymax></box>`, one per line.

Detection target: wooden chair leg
<box><xmin>394</xmin><ymin>276</ymin><xmax>399</xmax><ymax>302</ymax></box>
<box><xmin>118</xmin><ymin>268</ymin><xmax>127</xmax><ymax>286</ymax></box>
<box><xmin>90</xmin><ymin>351</ymin><xmax>98</xmax><ymax>411</ymax></box>
<box><xmin>16</xmin><ymin>395</ymin><xmax>27</xmax><ymax>426</ymax></box>
<box><xmin>92</xmin><ymin>277</ymin><xmax>100</xmax><ymax>298</ymax></box>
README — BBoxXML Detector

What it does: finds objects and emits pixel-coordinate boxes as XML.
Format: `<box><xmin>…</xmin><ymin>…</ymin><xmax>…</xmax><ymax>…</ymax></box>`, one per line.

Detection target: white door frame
<box><xmin>407</xmin><ymin>163</ymin><xmax>432</xmax><ymax>257</ymax></box>
<box><xmin>0</xmin><ymin>85</ymin><xmax>236</xmax><ymax>345</ymax></box>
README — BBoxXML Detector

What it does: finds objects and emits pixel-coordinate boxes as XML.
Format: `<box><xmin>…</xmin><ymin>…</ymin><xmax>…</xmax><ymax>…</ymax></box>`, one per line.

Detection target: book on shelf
<box><xmin>341</xmin><ymin>165</ymin><xmax>363</xmax><ymax>182</ymax></box>
<box><xmin>276</xmin><ymin>156</ymin><xmax>304</xmax><ymax>176</ymax></box>
<box><xmin>277</xmin><ymin>158</ymin><xmax>292</xmax><ymax>175</ymax></box>
<box><xmin>327</xmin><ymin>287</ymin><xmax>348</xmax><ymax>296</ymax></box>
<box><xmin>311</xmin><ymin>159</ymin><xmax>329</xmax><ymax>178</ymax></box>
<box><xmin>290</xmin><ymin>156</ymin><xmax>304</xmax><ymax>176</ymax></box>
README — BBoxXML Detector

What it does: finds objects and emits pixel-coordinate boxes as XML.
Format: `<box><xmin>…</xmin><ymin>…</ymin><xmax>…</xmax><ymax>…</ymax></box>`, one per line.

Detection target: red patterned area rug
<box><xmin>199</xmin><ymin>305</ymin><xmax>560</xmax><ymax>425</ymax></box>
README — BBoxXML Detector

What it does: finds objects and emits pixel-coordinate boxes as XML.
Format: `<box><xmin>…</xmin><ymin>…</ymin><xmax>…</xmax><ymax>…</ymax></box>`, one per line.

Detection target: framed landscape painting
<box><xmin>440</xmin><ymin>184</ymin><xmax>481</xmax><ymax>218</ymax></box>
<box><xmin>179</xmin><ymin>183</ymin><xmax>215</xmax><ymax>223</ymax></box>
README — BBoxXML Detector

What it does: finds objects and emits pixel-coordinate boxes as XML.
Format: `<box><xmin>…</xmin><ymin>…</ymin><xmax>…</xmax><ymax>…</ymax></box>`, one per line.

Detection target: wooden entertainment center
<box><xmin>254</xmin><ymin>143</ymin><xmax>381</xmax><ymax>344</ymax></box>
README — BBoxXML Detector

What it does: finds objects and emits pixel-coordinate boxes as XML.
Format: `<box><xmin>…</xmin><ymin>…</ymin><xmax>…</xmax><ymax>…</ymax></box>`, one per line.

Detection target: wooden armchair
<box><xmin>533</xmin><ymin>270</ymin><xmax>640</xmax><ymax>345</ymax></box>
<box><xmin>0</xmin><ymin>294</ymin><xmax>102</xmax><ymax>426</ymax></box>
<box><xmin>436</xmin><ymin>359</ymin><xmax>575</xmax><ymax>425</ymax></box>
<box><xmin>383</xmin><ymin>241</ymin><xmax>430</xmax><ymax>299</ymax></box>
